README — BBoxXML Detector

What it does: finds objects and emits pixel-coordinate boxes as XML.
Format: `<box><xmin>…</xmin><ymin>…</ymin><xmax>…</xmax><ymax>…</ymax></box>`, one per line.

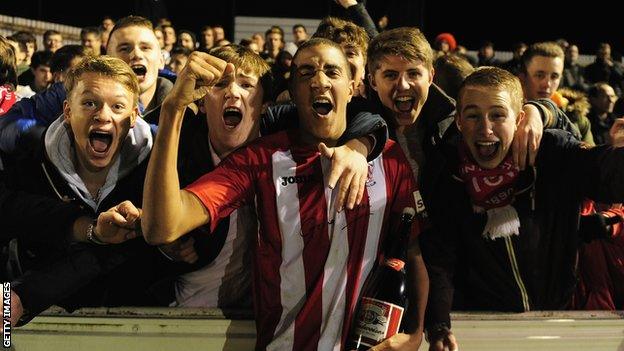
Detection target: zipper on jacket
<box><xmin>504</xmin><ymin>237</ymin><xmax>530</xmax><ymax>311</ymax></box>
<box><xmin>41</xmin><ymin>162</ymin><xmax>74</xmax><ymax>202</ymax></box>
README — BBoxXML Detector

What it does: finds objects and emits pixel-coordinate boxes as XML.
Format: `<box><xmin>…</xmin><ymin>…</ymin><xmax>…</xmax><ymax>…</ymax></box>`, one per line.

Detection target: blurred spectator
<box><xmin>43</xmin><ymin>30</ymin><xmax>63</xmax><ymax>53</ymax></box>
<box><xmin>434</xmin><ymin>32</ymin><xmax>457</xmax><ymax>55</ymax></box>
<box><xmin>588</xmin><ymin>82</ymin><xmax>618</xmax><ymax>144</ymax></box>
<box><xmin>477</xmin><ymin>40</ymin><xmax>501</xmax><ymax>67</ymax></box>
<box><xmin>501</xmin><ymin>42</ymin><xmax>527</xmax><ymax>76</ymax></box>
<box><xmin>199</xmin><ymin>26</ymin><xmax>214</xmax><ymax>51</ymax></box>
<box><xmin>167</xmin><ymin>46</ymin><xmax>191</xmax><ymax>74</ymax></box>
<box><xmin>176</xmin><ymin>30</ymin><xmax>197</xmax><ymax>51</ymax></box>
<box><xmin>292</xmin><ymin>24</ymin><xmax>308</xmax><ymax>46</ymax></box>
<box><xmin>585</xmin><ymin>43</ymin><xmax>624</xmax><ymax>97</ymax></box>
<box><xmin>561</xmin><ymin>44</ymin><xmax>589</xmax><ymax>92</ymax></box>
<box><xmin>80</xmin><ymin>26</ymin><xmax>102</xmax><ymax>56</ymax></box>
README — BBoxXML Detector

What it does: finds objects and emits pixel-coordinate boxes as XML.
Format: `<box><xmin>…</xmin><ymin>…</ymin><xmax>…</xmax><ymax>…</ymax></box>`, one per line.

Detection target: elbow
<box><xmin>141</xmin><ymin>221</ymin><xmax>176</xmax><ymax>246</ymax></box>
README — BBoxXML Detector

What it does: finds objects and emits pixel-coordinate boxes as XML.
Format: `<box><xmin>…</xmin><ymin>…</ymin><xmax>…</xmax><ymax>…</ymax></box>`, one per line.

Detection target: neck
<box><xmin>299</xmin><ymin>131</ymin><xmax>338</xmax><ymax>148</ymax></box>
<box><xmin>75</xmin><ymin>157</ymin><xmax>111</xmax><ymax>199</ymax></box>
<box><xmin>140</xmin><ymin>83</ymin><xmax>157</xmax><ymax>111</ymax></box>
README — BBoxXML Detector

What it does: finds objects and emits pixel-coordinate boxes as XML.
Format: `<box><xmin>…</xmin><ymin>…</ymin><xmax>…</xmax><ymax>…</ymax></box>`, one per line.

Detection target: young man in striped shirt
<box><xmin>142</xmin><ymin>38</ymin><xmax>428</xmax><ymax>350</ymax></box>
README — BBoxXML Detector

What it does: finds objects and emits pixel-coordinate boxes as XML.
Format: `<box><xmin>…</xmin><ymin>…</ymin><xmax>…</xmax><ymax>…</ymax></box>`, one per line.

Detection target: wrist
<box><xmin>425</xmin><ymin>322</ymin><xmax>450</xmax><ymax>342</ymax></box>
<box><xmin>87</xmin><ymin>219</ymin><xmax>108</xmax><ymax>245</ymax></box>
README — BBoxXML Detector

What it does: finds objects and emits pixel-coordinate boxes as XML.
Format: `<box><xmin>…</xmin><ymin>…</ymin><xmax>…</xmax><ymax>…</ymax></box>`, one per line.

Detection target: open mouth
<box><xmin>394</xmin><ymin>96</ymin><xmax>415</xmax><ymax>113</ymax></box>
<box><xmin>312</xmin><ymin>97</ymin><xmax>333</xmax><ymax>116</ymax></box>
<box><xmin>222</xmin><ymin>107</ymin><xmax>243</xmax><ymax>129</ymax></box>
<box><xmin>131</xmin><ymin>64</ymin><xmax>147</xmax><ymax>79</ymax></box>
<box><xmin>88</xmin><ymin>130</ymin><xmax>113</xmax><ymax>154</ymax></box>
<box><xmin>474</xmin><ymin>141</ymin><xmax>500</xmax><ymax>161</ymax></box>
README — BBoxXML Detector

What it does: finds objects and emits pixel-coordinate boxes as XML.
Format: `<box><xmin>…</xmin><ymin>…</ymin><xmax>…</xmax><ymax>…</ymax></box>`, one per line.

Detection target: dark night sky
<box><xmin>0</xmin><ymin>0</ymin><xmax>620</xmax><ymax>55</ymax></box>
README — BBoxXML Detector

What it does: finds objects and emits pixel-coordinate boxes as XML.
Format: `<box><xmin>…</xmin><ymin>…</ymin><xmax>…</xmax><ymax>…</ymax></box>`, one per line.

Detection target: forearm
<box><xmin>406</xmin><ymin>246</ymin><xmax>429</xmax><ymax>334</ymax></box>
<box><xmin>142</xmin><ymin>101</ymin><xmax>188</xmax><ymax>244</ymax></box>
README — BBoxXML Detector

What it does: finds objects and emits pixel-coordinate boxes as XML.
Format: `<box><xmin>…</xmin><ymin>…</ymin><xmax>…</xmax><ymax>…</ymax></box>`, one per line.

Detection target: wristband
<box><xmin>86</xmin><ymin>220</ymin><xmax>108</xmax><ymax>245</ymax></box>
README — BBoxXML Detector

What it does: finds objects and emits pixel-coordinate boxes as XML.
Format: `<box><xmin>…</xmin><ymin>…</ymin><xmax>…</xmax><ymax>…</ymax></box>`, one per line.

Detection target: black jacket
<box><xmin>420</xmin><ymin>130</ymin><xmax>624</xmax><ymax>329</ymax></box>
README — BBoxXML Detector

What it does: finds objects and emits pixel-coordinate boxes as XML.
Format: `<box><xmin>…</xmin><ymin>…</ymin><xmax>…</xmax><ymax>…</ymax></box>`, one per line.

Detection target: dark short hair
<box><xmin>107</xmin><ymin>15</ymin><xmax>153</xmax><ymax>48</ymax></box>
<box><xmin>50</xmin><ymin>45</ymin><xmax>90</xmax><ymax>74</ymax></box>
<box><xmin>292</xmin><ymin>24</ymin><xmax>306</xmax><ymax>32</ymax></box>
<box><xmin>81</xmin><ymin>26</ymin><xmax>102</xmax><ymax>38</ymax></box>
<box><xmin>30</xmin><ymin>50</ymin><xmax>53</xmax><ymax>69</ymax></box>
<box><xmin>43</xmin><ymin>30</ymin><xmax>61</xmax><ymax>41</ymax></box>
<box><xmin>290</xmin><ymin>37</ymin><xmax>351</xmax><ymax>81</ymax></box>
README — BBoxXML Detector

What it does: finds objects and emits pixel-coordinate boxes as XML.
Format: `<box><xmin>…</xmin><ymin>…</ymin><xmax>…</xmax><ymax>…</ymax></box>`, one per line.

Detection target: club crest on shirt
<box><xmin>366</xmin><ymin>164</ymin><xmax>377</xmax><ymax>187</ymax></box>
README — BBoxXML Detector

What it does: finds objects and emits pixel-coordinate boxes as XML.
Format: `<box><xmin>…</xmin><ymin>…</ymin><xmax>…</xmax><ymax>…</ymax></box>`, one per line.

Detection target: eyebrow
<box><xmin>462</xmin><ymin>104</ymin><xmax>507</xmax><ymax>111</ymax></box>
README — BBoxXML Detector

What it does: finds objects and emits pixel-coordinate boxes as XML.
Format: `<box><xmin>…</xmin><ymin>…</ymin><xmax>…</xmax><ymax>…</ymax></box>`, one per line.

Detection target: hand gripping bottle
<box><xmin>346</xmin><ymin>207</ymin><xmax>415</xmax><ymax>350</ymax></box>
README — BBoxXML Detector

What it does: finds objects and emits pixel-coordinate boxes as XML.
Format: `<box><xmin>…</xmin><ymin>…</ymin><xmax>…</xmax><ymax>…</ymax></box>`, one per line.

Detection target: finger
<box><xmin>346</xmin><ymin>170</ymin><xmax>363</xmax><ymax>210</ymax></box>
<box><xmin>448</xmin><ymin>334</ymin><xmax>459</xmax><ymax>351</ymax></box>
<box><xmin>318</xmin><ymin>142</ymin><xmax>334</xmax><ymax>159</ymax></box>
<box><xmin>355</xmin><ymin>171</ymin><xmax>367</xmax><ymax>206</ymax></box>
<box><xmin>511</xmin><ymin>134</ymin><xmax>520</xmax><ymax>168</ymax></box>
<box><xmin>337</xmin><ymin>170</ymin><xmax>355</xmax><ymax>211</ymax></box>
<box><xmin>528</xmin><ymin>129</ymin><xmax>538</xmax><ymax>166</ymax></box>
<box><xmin>99</xmin><ymin>211</ymin><xmax>131</xmax><ymax>228</ymax></box>
<box><xmin>124</xmin><ymin>230</ymin><xmax>138</xmax><ymax>241</ymax></box>
<box><xmin>326</xmin><ymin>158</ymin><xmax>344</xmax><ymax>191</ymax></box>
<box><xmin>116</xmin><ymin>201</ymin><xmax>140</xmax><ymax>222</ymax></box>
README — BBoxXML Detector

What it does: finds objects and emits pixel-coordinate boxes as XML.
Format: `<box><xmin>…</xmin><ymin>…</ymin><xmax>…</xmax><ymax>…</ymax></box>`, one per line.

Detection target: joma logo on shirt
<box><xmin>280</xmin><ymin>175</ymin><xmax>315</xmax><ymax>186</ymax></box>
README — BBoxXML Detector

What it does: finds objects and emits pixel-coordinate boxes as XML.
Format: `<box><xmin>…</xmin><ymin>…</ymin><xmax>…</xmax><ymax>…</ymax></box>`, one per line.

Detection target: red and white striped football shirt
<box><xmin>186</xmin><ymin>130</ymin><xmax>422</xmax><ymax>351</ymax></box>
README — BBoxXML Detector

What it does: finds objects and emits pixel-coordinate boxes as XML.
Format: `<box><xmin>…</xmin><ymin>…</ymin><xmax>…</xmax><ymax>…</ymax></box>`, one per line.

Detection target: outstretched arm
<box><xmin>142</xmin><ymin>52</ymin><xmax>234</xmax><ymax>244</ymax></box>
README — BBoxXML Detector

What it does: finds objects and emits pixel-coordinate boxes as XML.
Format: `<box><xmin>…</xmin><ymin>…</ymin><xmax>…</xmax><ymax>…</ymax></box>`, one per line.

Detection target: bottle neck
<box><xmin>385</xmin><ymin>212</ymin><xmax>414</xmax><ymax>262</ymax></box>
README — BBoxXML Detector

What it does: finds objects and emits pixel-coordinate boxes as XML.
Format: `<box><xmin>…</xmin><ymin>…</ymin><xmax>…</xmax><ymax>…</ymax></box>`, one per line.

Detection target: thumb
<box><xmin>318</xmin><ymin>142</ymin><xmax>334</xmax><ymax>159</ymax></box>
<box><xmin>223</xmin><ymin>62</ymin><xmax>236</xmax><ymax>76</ymax></box>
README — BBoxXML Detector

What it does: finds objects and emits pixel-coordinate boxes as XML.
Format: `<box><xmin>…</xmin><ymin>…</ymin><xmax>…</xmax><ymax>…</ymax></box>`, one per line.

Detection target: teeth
<box><xmin>313</xmin><ymin>97</ymin><xmax>331</xmax><ymax>103</ymax></box>
<box><xmin>395</xmin><ymin>96</ymin><xmax>413</xmax><ymax>102</ymax></box>
<box><xmin>224</xmin><ymin>107</ymin><xmax>240</xmax><ymax>113</ymax></box>
<box><xmin>476</xmin><ymin>141</ymin><xmax>497</xmax><ymax>146</ymax></box>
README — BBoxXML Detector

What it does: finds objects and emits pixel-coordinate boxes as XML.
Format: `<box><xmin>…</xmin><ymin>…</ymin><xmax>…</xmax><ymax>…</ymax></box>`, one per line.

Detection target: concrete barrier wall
<box><xmin>10</xmin><ymin>308</ymin><xmax>624</xmax><ymax>351</ymax></box>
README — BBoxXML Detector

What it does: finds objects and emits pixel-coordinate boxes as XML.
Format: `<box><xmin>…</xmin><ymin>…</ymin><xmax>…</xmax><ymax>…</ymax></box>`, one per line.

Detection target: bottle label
<box><xmin>350</xmin><ymin>297</ymin><xmax>404</xmax><ymax>347</ymax></box>
<box><xmin>385</xmin><ymin>258</ymin><xmax>405</xmax><ymax>271</ymax></box>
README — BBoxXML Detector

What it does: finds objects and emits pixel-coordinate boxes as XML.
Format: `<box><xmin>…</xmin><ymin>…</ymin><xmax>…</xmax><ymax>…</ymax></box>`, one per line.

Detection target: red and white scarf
<box><xmin>0</xmin><ymin>85</ymin><xmax>17</xmax><ymax>116</ymax></box>
<box><xmin>458</xmin><ymin>141</ymin><xmax>520</xmax><ymax>240</ymax></box>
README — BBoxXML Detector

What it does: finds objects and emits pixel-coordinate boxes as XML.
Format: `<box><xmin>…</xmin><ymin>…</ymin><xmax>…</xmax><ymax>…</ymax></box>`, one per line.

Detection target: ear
<box><xmin>518</xmin><ymin>71</ymin><xmax>527</xmax><ymax>84</ymax></box>
<box><xmin>368</xmin><ymin>72</ymin><xmax>378</xmax><ymax>92</ymax></box>
<box><xmin>130</xmin><ymin>105</ymin><xmax>139</xmax><ymax>128</ymax></box>
<box><xmin>515</xmin><ymin>108</ymin><xmax>526</xmax><ymax>129</ymax></box>
<box><xmin>199</xmin><ymin>98</ymin><xmax>206</xmax><ymax>114</ymax></box>
<box><xmin>454</xmin><ymin>111</ymin><xmax>462</xmax><ymax>132</ymax></box>
<box><xmin>347</xmin><ymin>78</ymin><xmax>355</xmax><ymax>103</ymax></box>
<box><xmin>158</xmin><ymin>50</ymin><xmax>165</xmax><ymax>70</ymax></box>
<box><xmin>428</xmin><ymin>67</ymin><xmax>435</xmax><ymax>85</ymax></box>
<box><xmin>63</xmin><ymin>100</ymin><xmax>71</xmax><ymax>124</ymax></box>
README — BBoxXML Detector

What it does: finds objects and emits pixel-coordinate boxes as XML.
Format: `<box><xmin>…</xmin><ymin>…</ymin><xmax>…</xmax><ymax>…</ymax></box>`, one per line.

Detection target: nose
<box><xmin>311</xmin><ymin>70</ymin><xmax>330</xmax><ymax>91</ymax></box>
<box><xmin>94</xmin><ymin>104</ymin><xmax>114</xmax><ymax>123</ymax></box>
<box><xmin>477</xmin><ymin>116</ymin><xmax>494</xmax><ymax>136</ymax></box>
<box><xmin>397</xmin><ymin>73</ymin><xmax>410</xmax><ymax>91</ymax></box>
<box><xmin>224</xmin><ymin>81</ymin><xmax>242</xmax><ymax>100</ymax></box>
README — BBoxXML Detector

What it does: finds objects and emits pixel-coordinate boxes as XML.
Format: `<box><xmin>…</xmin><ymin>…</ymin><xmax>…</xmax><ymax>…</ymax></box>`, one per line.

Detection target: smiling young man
<box><xmin>421</xmin><ymin>67</ymin><xmax>624</xmax><ymax>351</ymax></box>
<box><xmin>106</xmin><ymin>16</ymin><xmax>172</xmax><ymax>115</ymax></box>
<box><xmin>3</xmin><ymin>55</ymin><xmax>158</xmax><ymax>323</ymax></box>
<box><xmin>142</xmin><ymin>38</ymin><xmax>428</xmax><ymax>350</ymax></box>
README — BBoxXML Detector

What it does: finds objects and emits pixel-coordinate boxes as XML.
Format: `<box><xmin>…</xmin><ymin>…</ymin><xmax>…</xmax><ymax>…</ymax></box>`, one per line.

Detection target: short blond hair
<box><xmin>367</xmin><ymin>27</ymin><xmax>433</xmax><ymax>73</ymax></box>
<box><xmin>313</xmin><ymin>17</ymin><xmax>369</xmax><ymax>60</ymax></box>
<box><xmin>209</xmin><ymin>44</ymin><xmax>272</xmax><ymax>101</ymax></box>
<box><xmin>64</xmin><ymin>56</ymin><xmax>139</xmax><ymax>107</ymax></box>
<box><xmin>458</xmin><ymin>66</ymin><xmax>524</xmax><ymax>113</ymax></box>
